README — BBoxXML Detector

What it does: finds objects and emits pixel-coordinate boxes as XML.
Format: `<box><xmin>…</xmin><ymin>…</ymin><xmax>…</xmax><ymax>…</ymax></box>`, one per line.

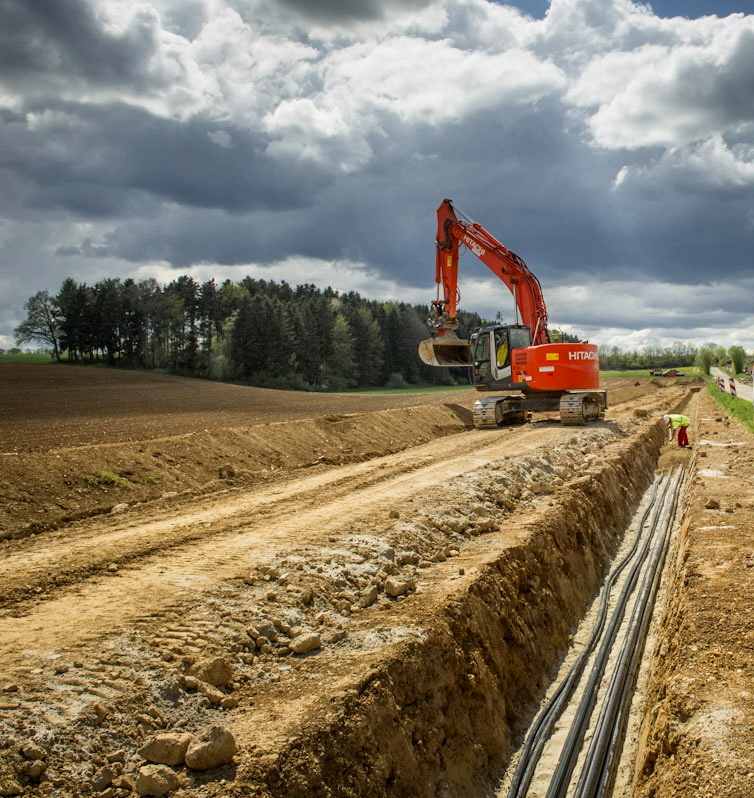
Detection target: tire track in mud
<box><xmin>0</xmin><ymin>423</ymin><xmax>594</xmax><ymax>667</ymax></box>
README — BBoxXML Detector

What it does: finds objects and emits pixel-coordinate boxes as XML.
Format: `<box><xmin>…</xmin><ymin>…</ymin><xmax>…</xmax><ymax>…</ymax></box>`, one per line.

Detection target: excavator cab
<box><xmin>470</xmin><ymin>324</ymin><xmax>531</xmax><ymax>388</ymax></box>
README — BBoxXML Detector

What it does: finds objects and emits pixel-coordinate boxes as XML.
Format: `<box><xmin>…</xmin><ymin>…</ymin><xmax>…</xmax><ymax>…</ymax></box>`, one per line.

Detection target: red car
<box><xmin>662</xmin><ymin>369</ymin><xmax>685</xmax><ymax>377</ymax></box>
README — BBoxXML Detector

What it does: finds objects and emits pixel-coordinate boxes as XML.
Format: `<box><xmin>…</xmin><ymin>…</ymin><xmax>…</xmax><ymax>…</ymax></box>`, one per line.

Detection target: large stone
<box><xmin>24</xmin><ymin>761</ymin><xmax>46</xmax><ymax>781</ymax></box>
<box><xmin>184</xmin><ymin>725</ymin><xmax>237</xmax><ymax>771</ymax></box>
<box><xmin>359</xmin><ymin>585</ymin><xmax>379</xmax><ymax>608</ymax></box>
<box><xmin>289</xmin><ymin>632</ymin><xmax>321</xmax><ymax>655</ymax></box>
<box><xmin>396</xmin><ymin>551</ymin><xmax>420</xmax><ymax>566</ymax></box>
<box><xmin>138</xmin><ymin>733</ymin><xmax>194</xmax><ymax>766</ymax></box>
<box><xmin>135</xmin><ymin>764</ymin><xmax>183</xmax><ymax>796</ymax></box>
<box><xmin>384</xmin><ymin>577</ymin><xmax>413</xmax><ymax>597</ymax></box>
<box><xmin>195</xmin><ymin>680</ymin><xmax>225</xmax><ymax>704</ymax></box>
<box><xmin>189</xmin><ymin>656</ymin><xmax>233</xmax><ymax>687</ymax></box>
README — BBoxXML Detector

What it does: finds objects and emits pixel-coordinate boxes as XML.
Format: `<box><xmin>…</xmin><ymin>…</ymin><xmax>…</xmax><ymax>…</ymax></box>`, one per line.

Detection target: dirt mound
<box><xmin>0</xmin><ymin>404</ymin><xmax>472</xmax><ymax>539</ymax></box>
<box><xmin>0</xmin><ymin>368</ymin><xmax>673</xmax><ymax>540</ymax></box>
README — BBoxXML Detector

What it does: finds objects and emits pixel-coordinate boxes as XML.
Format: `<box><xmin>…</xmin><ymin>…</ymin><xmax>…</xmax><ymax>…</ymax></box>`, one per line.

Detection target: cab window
<box><xmin>508</xmin><ymin>327</ymin><xmax>531</xmax><ymax>350</ymax></box>
<box><xmin>495</xmin><ymin>330</ymin><xmax>509</xmax><ymax>368</ymax></box>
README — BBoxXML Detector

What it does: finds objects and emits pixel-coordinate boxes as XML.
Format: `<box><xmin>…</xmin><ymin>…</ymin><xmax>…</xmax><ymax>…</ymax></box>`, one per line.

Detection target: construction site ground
<box><xmin>0</xmin><ymin>363</ymin><xmax>752</xmax><ymax>797</ymax></box>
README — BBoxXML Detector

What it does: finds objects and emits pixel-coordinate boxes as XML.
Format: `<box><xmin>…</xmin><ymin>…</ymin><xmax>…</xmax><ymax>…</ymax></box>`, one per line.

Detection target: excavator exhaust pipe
<box><xmin>418</xmin><ymin>333</ymin><xmax>471</xmax><ymax>368</ymax></box>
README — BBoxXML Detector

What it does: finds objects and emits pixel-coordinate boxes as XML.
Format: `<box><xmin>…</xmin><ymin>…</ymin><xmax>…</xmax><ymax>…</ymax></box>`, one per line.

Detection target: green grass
<box><xmin>97</xmin><ymin>471</ymin><xmax>133</xmax><ymax>489</ymax></box>
<box><xmin>600</xmin><ymin>366</ymin><xmax>699</xmax><ymax>380</ymax></box>
<box><xmin>0</xmin><ymin>352</ymin><xmax>59</xmax><ymax>363</ymax></box>
<box><xmin>332</xmin><ymin>384</ymin><xmax>474</xmax><ymax>396</ymax></box>
<box><xmin>706</xmin><ymin>380</ymin><xmax>754</xmax><ymax>433</ymax></box>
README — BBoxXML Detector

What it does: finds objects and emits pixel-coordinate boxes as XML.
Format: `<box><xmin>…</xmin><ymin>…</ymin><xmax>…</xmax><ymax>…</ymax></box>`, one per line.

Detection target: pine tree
<box><xmin>326</xmin><ymin>313</ymin><xmax>356</xmax><ymax>390</ymax></box>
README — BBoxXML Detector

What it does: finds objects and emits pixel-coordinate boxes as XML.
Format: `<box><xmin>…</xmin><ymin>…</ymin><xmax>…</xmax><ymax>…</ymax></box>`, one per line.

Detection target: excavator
<box><xmin>418</xmin><ymin>199</ymin><xmax>607</xmax><ymax>429</ymax></box>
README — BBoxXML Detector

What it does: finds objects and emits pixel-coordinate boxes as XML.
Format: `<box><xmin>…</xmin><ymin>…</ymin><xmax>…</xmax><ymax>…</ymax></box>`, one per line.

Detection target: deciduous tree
<box><xmin>14</xmin><ymin>291</ymin><xmax>63</xmax><ymax>360</ymax></box>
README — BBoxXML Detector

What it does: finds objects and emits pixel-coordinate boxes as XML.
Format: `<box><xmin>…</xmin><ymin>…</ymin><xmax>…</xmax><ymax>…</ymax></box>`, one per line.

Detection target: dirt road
<box><xmin>0</xmin><ymin>424</ymin><xmax>594</xmax><ymax>657</ymax></box>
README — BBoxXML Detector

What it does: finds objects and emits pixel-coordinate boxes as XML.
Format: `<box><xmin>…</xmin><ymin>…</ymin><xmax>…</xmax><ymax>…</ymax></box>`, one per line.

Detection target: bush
<box><xmin>385</xmin><ymin>372</ymin><xmax>408</xmax><ymax>389</ymax></box>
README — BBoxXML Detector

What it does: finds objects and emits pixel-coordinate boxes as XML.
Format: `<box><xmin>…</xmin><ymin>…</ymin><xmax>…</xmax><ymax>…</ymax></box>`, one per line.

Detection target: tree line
<box><xmin>13</xmin><ymin>277</ymin><xmax>484</xmax><ymax>390</ymax></box>
<box><xmin>14</xmin><ymin>277</ymin><xmax>752</xmax><ymax>387</ymax></box>
<box><xmin>598</xmin><ymin>342</ymin><xmax>751</xmax><ymax>375</ymax></box>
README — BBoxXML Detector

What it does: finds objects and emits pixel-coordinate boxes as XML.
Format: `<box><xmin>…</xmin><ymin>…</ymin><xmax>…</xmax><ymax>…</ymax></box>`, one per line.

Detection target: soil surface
<box><xmin>0</xmin><ymin>363</ymin><xmax>751</xmax><ymax>797</ymax></box>
<box><xmin>0</xmin><ymin>365</ymin><xmax>476</xmax><ymax>453</ymax></box>
<box><xmin>632</xmin><ymin>389</ymin><xmax>754</xmax><ymax>798</ymax></box>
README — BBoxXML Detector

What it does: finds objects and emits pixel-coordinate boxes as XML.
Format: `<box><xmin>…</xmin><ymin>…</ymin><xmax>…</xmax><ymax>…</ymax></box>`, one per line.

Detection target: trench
<box><xmin>250</xmin><ymin>415</ymin><xmax>681</xmax><ymax>797</ymax></box>
<box><xmin>497</xmin><ymin>468</ymin><xmax>683</xmax><ymax>798</ymax></box>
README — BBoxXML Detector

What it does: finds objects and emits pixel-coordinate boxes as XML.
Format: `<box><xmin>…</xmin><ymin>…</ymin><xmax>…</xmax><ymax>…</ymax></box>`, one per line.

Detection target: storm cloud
<box><xmin>1</xmin><ymin>0</ymin><xmax>753</xmax><ymax>350</ymax></box>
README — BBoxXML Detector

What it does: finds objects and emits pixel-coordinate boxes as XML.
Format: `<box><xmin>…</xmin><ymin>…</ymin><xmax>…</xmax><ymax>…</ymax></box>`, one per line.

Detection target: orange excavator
<box><xmin>418</xmin><ymin>199</ymin><xmax>607</xmax><ymax>428</ymax></box>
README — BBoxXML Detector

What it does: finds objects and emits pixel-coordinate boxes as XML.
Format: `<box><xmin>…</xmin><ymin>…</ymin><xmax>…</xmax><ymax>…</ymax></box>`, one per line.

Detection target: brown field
<box><xmin>0</xmin><ymin>363</ymin><xmax>751</xmax><ymax>797</ymax></box>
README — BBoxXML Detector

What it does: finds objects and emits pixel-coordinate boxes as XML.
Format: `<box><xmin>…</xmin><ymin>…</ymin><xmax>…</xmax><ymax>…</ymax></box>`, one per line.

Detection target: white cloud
<box><xmin>262</xmin><ymin>33</ymin><xmax>565</xmax><ymax>169</ymax></box>
<box><xmin>564</xmin><ymin>10</ymin><xmax>754</xmax><ymax>150</ymax></box>
<box><xmin>463</xmin><ymin>272</ymin><xmax>754</xmax><ymax>350</ymax></box>
<box><xmin>130</xmin><ymin>255</ymin><xmax>427</xmax><ymax>303</ymax></box>
<box><xmin>616</xmin><ymin>134</ymin><xmax>754</xmax><ymax>191</ymax></box>
<box><xmin>3</xmin><ymin>0</ymin><xmax>754</xmax><ymax>357</ymax></box>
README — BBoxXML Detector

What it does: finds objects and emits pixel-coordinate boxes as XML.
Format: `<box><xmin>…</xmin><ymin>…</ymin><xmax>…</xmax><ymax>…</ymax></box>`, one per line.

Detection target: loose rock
<box><xmin>138</xmin><ymin>733</ymin><xmax>194</xmax><ymax>767</ymax></box>
<box><xmin>24</xmin><ymin>760</ymin><xmax>46</xmax><ymax>781</ymax></box>
<box><xmin>184</xmin><ymin>725</ymin><xmax>237</xmax><ymax>771</ymax></box>
<box><xmin>135</xmin><ymin>764</ymin><xmax>183</xmax><ymax>796</ymax></box>
<box><xmin>21</xmin><ymin>743</ymin><xmax>46</xmax><ymax>761</ymax></box>
<box><xmin>255</xmin><ymin>621</ymin><xmax>278</xmax><ymax>641</ymax></box>
<box><xmin>360</xmin><ymin>585</ymin><xmax>379</xmax><ymax>608</ymax></box>
<box><xmin>189</xmin><ymin>656</ymin><xmax>233</xmax><ymax>687</ymax></box>
<box><xmin>396</xmin><ymin>551</ymin><xmax>419</xmax><ymax>566</ymax></box>
<box><xmin>289</xmin><ymin>632</ymin><xmax>322</xmax><ymax>655</ymax></box>
<box><xmin>0</xmin><ymin>777</ymin><xmax>23</xmax><ymax>796</ymax></box>
<box><xmin>384</xmin><ymin>577</ymin><xmax>413</xmax><ymax>597</ymax></box>
<box><xmin>91</xmin><ymin>765</ymin><xmax>118</xmax><ymax>792</ymax></box>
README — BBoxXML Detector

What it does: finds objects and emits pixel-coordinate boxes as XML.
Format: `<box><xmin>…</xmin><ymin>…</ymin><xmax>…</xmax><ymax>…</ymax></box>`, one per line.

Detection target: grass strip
<box><xmin>706</xmin><ymin>379</ymin><xmax>754</xmax><ymax>433</ymax></box>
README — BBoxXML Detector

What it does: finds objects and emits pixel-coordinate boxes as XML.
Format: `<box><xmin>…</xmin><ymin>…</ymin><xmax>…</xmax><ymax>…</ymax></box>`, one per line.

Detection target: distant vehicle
<box><xmin>662</xmin><ymin>369</ymin><xmax>685</xmax><ymax>377</ymax></box>
<box><xmin>649</xmin><ymin>369</ymin><xmax>665</xmax><ymax>376</ymax></box>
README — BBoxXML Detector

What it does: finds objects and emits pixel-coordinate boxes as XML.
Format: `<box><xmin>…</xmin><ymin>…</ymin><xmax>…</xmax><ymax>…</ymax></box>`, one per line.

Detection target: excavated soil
<box><xmin>0</xmin><ymin>363</ymin><xmax>751</xmax><ymax>798</ymax></box>
<box><xmin>631</xmin><ymin>390</ymin><xmax>754</xmax><ymax>798</ymax></box>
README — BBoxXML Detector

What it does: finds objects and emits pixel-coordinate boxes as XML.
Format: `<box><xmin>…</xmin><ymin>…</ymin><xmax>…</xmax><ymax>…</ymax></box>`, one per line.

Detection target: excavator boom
<box><xmin>431</xmin><ymin>198</ymin><xmax>549</xmax><ymax>346</ymax></box>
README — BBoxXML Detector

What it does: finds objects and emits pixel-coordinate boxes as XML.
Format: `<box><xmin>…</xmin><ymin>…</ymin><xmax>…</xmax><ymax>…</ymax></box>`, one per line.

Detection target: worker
<box><xmin>663</xmin><ymin>414</ymin><xmax>691</xmax><ymax>447</ymax></box>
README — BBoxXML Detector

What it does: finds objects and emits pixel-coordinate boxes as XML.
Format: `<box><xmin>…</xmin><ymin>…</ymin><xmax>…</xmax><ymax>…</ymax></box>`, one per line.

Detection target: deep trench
<box><xmin>248</xmin><ymin>417</ymin><xmax>675</xmax><ymax>798</ymax></box>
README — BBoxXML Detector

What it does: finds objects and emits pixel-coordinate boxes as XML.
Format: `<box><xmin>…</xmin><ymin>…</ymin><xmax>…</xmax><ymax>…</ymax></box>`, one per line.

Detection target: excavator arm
<box><xmin>430</xmin><ymin>198</ymin><xmax>550</xmax><ymax>346</ymax></box>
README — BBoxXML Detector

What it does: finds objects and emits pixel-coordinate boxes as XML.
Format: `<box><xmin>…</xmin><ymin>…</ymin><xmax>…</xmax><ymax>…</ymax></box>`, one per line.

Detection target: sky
<box><xmin>2</xmin><ymin>0</ymin><xmax>754</xmax><ymax>354</ymax></box>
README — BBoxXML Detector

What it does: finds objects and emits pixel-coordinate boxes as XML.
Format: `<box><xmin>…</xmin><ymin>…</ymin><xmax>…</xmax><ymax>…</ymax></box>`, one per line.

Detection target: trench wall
<box><xmin>249</xmin><ymin>421</ymin><xmax>667</xmax><ymax>797</ymax></box>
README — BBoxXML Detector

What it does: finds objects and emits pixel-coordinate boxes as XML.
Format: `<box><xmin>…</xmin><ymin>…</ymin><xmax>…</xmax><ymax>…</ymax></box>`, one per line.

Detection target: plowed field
<box><xmin>0</xmin><ymin>363</ymin><xmax>751</xmax><ymax>798</ymax></box>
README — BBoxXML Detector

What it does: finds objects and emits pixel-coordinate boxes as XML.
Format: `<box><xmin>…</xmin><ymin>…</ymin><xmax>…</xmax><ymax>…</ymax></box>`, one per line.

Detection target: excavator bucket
<box><xmin>418</xmin><ymin>332</ymin><xmax>471</xmax><ymax>368</ymax></box>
